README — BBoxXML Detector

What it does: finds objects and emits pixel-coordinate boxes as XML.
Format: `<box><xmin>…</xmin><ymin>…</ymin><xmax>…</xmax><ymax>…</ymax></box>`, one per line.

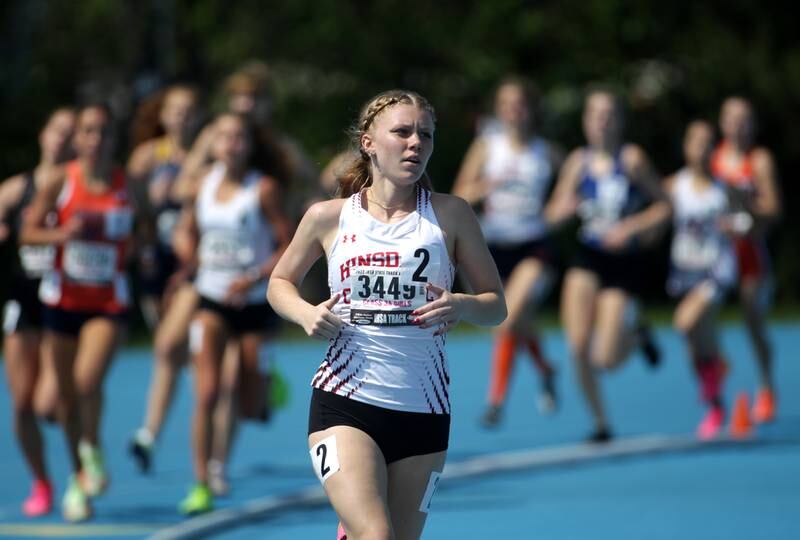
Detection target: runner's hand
<box><xmin>62</xmin><ymin>216</ymin><xmax>84</xmax><ymax>242</ymax></box>
<box><xmin>224</xmin><ymin>275</ymin><xmax>254</xmax><ymax>307</ymax></box>
<box><xmin>302</xmin><ymin>293</ymin><xmax>344</xmax><ymax>340</ymax></box>
<box><xmin>602</xmin><ymin>222</ymin><xmax>634</xmax><ymax>251</ymax></box>
<box><xmin>413</xmin><ymin>283</ymin><xmax>462</xmax><ymax>336</ymax></box>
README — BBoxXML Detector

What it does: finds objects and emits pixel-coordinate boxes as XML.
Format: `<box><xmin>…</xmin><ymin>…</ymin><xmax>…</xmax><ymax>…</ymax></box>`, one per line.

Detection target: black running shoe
<box><xmin>637</xmin><ymin>323</ymin><xmax>661</xmax><ymax>369</ymax></box>
<box><xmin>480</xmin><ymin>405</ymin><xmax>502</xmax><ymax>428</ymax></box>
<box><xmin>128</xmin><ymin>438</ymin><xmax>152</xmax><ymax>474</ymax></box>
<box><xmin>586</xmin><ymin>427</ymin><xmax>613</xmax><ymax>444</ymax></box>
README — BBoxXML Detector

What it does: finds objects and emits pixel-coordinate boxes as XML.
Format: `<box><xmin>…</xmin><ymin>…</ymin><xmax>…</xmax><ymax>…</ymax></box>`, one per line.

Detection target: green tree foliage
<box><xmin>1</xmin><ymin>0</ymin><xmax>797</xmax><ymax>302</ymax></box>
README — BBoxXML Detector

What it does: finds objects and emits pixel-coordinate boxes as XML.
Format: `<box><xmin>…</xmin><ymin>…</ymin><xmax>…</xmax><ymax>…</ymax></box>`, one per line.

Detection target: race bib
<box><xmin>38</xmin><ymin>271</ymin><xmax>62</xmax><ymax>305</ymax></box>
<box><xmin>104</xmin><ymin>209</ymin><xmax>134</xmax><ymax>240</ymax></box>
<box><xmin>672</xmin><ymin>231</ymin><xmax>720</xmax><ymax>270</ymax></box>
<box><xmin>63</xmin><ymin>241</ymin><xmax>117</xmax><ymax>283</ymax></box>
<box><xmin>579</xmin><ymin>175</ymin><xmax>628</xmax><ymax>240</ymax></box>
<box><xmin>198</xmin><ymin>230</ymin><xmax>255</xmax><ymax>271</ymax></box>
<box><xmin>3</xmin><ymin>300</ymin><xmax>21</xmax><ymax>335</ymax></box>
<box><xmin>419</xmin><ymin>471</ymin><xmax>442</xmax><ymax>513</ymax></box>
<box><xmin>488</xmin><ymin>179</ymin><xmax>543</xmax><ymax>217</ymax></box>
<box><xmin>348</xmin><ymin>248</ymin><xmax>439</xmax><ymax>326</ymax></box>
<box><xmin>19</xmin><ymin>245</ymin><xmax>55</xmax><ymax>277</ymax></box>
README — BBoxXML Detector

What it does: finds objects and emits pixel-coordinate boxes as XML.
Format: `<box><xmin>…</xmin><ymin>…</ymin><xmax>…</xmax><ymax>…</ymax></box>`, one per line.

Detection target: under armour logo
<box><xmin>342</xmin><ymin>234</ymin><xmax>357</xmax><ymax>243</ymax></box>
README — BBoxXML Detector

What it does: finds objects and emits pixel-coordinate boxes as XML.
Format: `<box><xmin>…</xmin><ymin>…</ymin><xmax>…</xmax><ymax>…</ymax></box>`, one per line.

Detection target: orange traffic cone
<box><xmin>729</xmin><ymin>392</ymin><xmax>753</xmax><ymax>439</ymax></box>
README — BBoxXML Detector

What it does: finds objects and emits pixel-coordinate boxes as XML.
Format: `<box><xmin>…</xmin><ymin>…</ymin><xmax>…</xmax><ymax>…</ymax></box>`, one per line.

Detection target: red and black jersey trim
<box><xmin>344</xmin><ymin>379</ymin><xmax>365</xmax><ymax>399</ymax></box>
<box><xmin>311</xmin><ymin>334</ymin><xmax>350</xmax><ymax>388</ymax></box>
<box><xmin>317</xmin><ymin>351</ymin><xmax>356</xmax><ymax>392</ymax></box>
<box><xmin>331</xmin><ymin>357</ymin><xmax>365</xmax><ymax>396</ymax></box>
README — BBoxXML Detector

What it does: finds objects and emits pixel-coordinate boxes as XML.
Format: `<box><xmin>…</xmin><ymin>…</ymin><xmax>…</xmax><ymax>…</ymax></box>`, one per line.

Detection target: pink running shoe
<box><xmin>22</xmin><ymin>479</ymin><xmax>53</xmax><ymax>517</ymax></box>
<box><xmin>337</xmin><ymin>522</ymin><xmax>347</xmax><ymax>540</ymax></box>
<box><xmin>697</xmin><ymin>406</ymin><xmax>725</xmax><ymax>441</ymax></box>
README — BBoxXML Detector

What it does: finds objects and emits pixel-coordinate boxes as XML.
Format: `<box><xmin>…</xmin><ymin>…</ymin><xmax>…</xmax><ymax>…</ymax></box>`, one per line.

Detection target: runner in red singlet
<box><xmin>21</xmin><ymin>103</ymin><xmax>136</xmax><ymax>522</ymax></box>
<box><xmin>710</xmin><ymin>97</ymin><xmax>782</xmax><ymax>423</ymax></box>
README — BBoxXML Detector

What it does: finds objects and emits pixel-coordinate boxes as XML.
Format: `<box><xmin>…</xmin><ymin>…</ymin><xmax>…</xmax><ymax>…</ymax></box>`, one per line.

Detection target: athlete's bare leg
<box><xmin>484</xmin><ymin>258</ymin><xmax>554</xmax><ymax>419</ymax></box>
<box><xmin>208</xmin><ymin>341</ymin><xmax>241</xmax><ymax>494</ymax></box>
<box><xmin>4</xmin><ymin>330</ymin><xmax>49</xmax><ymax>481</ymax></box>
<box><xmin>33</xmin><ymin>346</ymin><xmax>59</xmax><ymax>421</ymax></box>
<box><xmin>142</xmin><ymin>284</ymin><xmax>198</xmax><ymax>439</ymax></box>
<box><xmin>561</xmin><ymin>268</ymin><xmax>607</xmax><ymax>433</ymax></box>
<box><xmin>73</xmin><ymin>318</ymin><xmax>124</xmax><ymax>447</ymax></box>
<box><xmin>387</xmin><ymin>451</ymin><xmax>446</xmax><ymax>540</ymax></box>
<box><xmin>309</xmin><ymin>426</ymin><xmax>392</xmax><ymax>540</ymax></box>
<box><xmin>44</xmin><ymin>331</ymin><xmax>81</xmax><ymax>472</ymax></box>
<box><xmin>740</xmin><ymin>279</ymin><xmax>772</xmax><ymax>390</ymax></box>
<box><xmin>591</xmin><ymin>288</ymin><xmax>638</xmax><ymax>370</ymax></box>
<box><xmin>190</xmin><ymin>310</ymin><xmax>228</xmax><ymax>484</ymax></box>
<box><xmin>499</xmin><ymin>258</ymin><xmax>550</xmax><ymax>336</ymax></box>
<box><xmin>674</xmin><ymin>285</ymin><xmax>720</xmax><ymax>360</ymax></box>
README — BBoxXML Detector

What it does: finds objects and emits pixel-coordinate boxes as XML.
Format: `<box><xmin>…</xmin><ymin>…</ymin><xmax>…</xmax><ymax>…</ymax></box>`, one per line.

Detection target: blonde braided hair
<box><xmin>336</xmin><ymin>90</ymin><xmax>436</xmax><ymax>198</ymax></box>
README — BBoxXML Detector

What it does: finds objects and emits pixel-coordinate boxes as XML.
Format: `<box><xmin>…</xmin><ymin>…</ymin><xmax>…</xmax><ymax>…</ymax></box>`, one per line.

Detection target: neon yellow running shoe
<box><xmin>269</xmin><ymin>366</ymin><xmax>290</xmax><ymax>410</ymax></box>
<box><xmin>179</xmin><ymin>483</ymin><xmax>213</xmax><ymax>516</ymax></box>
<box><xmin>62</xmin><ymin>474</ymin><xmax>92</xmax><ymax>522</ymax></box>
<box><xmin>78</xmin><ymin>441</ymin><xmax>108</xmax><ymax>497</ymax></box>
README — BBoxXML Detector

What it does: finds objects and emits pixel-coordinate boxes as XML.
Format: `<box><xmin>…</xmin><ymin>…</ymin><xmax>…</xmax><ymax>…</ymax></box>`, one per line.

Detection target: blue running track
<box><xmin>1</xmin><ymin>324</ymin><xmax>798</xmax><ymax>539</ymax></box>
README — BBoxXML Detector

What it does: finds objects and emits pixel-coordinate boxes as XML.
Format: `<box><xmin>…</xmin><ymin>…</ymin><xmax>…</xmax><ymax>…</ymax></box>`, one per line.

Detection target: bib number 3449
<box><xmin>349</xmin><ymin>248</ymin><xmax>435</xmax><ymax>326</ymax></box>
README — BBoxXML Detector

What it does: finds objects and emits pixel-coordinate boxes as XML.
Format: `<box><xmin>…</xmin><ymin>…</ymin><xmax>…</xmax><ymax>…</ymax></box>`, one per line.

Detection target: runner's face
<box><xmin>229</xmin><ymin>91</ymin><xmax>271</xmax><ymax>124</ymax></box>
<box><xmin>684</xmin><ymin>122</ymin><xmax>714</xmax><ymax>169</ymax></box>
<box><xmin>160</xmin><ymin>89</ymin><xmax>197</xmax><ymax>137</ymax></box>
<box><xmin>495</xmin><ymin>83</ymin><xmax>530</xmax><ymax>131</ymax></box>
<box><xmin>213</xmin><ymin>115</ymin><xmax>250</xmax><ymax>168</ymax></box>
<box><xmin>362</xmin><ymin>104</ymin><xmax>434</xmax><ymax>186</ymax></box>
<box><xmin>40</xmin><ymin>110</ymin><xmax>76</xmax><ymax>163</ymax></box>
<box><xmin>229</xmin><ymin>92</ymin><xmax>256</xmax><ymax>116</ymax></box>
<box><xmin>74</xmin><ymin>107</ymin><xmax>114</xmax><ymax>162</ymax></box>
<box><xmin>720</xmin><ymin>99</ymin><xmax>754</xmax><ymax>146</ymax></box>
<box><xmin>583</xmin><ymin>92</ymin><xmax>620</xmax><ymax>147</ymax></box>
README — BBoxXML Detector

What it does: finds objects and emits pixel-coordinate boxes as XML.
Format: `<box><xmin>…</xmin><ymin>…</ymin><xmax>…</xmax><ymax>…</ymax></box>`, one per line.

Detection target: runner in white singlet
<box><xmin>175</xmin><ymin>113</ymin><xmax>292</xmax><ymax>515</ymax></box>
<box><xmin>665</xmin><ymin>121</ymin><xmax>740</xmax><ymax>440</ymax></box>
<box><xmin>268</xmin><ymin>90</ymin><xmax>505</xmax><ymax>540</ymax></box>
<box><xmin>452</xmin><ymin>76</ymin><xmax>562</xmax><ymax>426</ymax></box>
<box><xmin>314</xmin><ymin>187</ymin><xmax>454</xmax><ymax>413</ymax></box>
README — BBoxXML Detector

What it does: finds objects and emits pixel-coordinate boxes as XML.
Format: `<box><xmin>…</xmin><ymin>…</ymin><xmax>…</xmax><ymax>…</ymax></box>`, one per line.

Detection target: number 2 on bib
<box><xmin>413</xmin><ymin>248</ymin><xmax>429</xmax><ymax>282</ymax></box>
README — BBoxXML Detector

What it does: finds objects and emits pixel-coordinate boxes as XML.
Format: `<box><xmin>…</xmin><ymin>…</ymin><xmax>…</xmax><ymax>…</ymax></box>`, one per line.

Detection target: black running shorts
<box><xmin>308</xmin><ymin>388</ymin><xmax>450</xmax><ymax>464</ymax></box>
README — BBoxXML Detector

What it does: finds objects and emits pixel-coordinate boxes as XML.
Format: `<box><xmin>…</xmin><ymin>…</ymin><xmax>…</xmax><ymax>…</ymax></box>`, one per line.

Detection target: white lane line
<box><xmin>149</xmin><ymin>433</ymin><xmax>759</xmax><ymax>540</ymax></box>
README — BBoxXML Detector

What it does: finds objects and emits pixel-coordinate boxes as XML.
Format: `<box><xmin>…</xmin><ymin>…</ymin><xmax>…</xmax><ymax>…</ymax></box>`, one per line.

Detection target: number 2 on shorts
<box><xmin>310</xmin><ymin>435</ymin><xmax>340</xmax><ymax>484</ymax></box>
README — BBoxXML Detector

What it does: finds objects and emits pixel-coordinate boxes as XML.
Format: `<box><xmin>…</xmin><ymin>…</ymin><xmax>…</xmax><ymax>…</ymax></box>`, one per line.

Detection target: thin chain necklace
<box><xmin>364</xmin><ymin>185</ymin><xmax>417</xmax><ymax>211</ymax></box>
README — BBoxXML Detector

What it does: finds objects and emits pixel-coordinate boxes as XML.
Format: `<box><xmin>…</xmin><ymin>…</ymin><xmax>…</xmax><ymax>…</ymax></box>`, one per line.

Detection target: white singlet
<box><xmin>667</xmin><ymin>169</ymin><xmax>736</xmax><ymax>297</ymax></box>
<box><xmin>479</xmin><ymin>133</ymin><xmax>554</xmax><ymax>245</ymax></box>
<box><xmin>194</xmin><ymin>163</ymin><xmax>275</xmax><ymax>304</ymax></box>
<box><xmin>312</xmin><ymin>188</ymin><xmax>456</xmax><ymax>414</ymax></box>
